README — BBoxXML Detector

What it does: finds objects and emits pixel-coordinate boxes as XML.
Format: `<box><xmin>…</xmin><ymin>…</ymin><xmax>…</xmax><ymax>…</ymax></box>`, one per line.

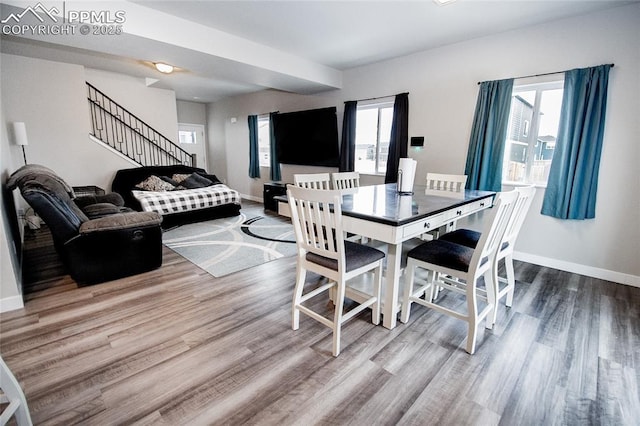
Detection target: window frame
<box><xmin>257</xmin><ymin>113</ymin><xmax>271</xmax><ymax>168</ymax></box>
<box><xmin>502</xmin><ymin>79</ymin><xmax>564</xmax><ymax>187</ymax></box>
<box><xmin>354</xmin><ymin>99</ymin><xmax>394</xmax><ymax>176</ymax></box>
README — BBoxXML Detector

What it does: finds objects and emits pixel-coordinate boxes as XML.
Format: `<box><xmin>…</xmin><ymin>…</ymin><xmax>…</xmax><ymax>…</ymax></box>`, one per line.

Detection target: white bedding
<box><xmin>132</xmin><ymin>184</ymin><xmax>240</xmax><ymax>215</ymax></box>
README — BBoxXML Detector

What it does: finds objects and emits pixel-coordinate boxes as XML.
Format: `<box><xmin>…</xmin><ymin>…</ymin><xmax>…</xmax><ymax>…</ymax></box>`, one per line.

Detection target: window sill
<box><xmin>502</xmin><ymin>181</ymin><xmax>547</xmax><ymax>189</ymax></box>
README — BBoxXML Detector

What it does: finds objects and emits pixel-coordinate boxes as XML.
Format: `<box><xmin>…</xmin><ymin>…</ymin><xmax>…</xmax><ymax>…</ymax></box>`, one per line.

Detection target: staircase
<box><xmin>86</xmin><ymin>83</ymin><xmax>194</xmax><ymax>167</ymax></box>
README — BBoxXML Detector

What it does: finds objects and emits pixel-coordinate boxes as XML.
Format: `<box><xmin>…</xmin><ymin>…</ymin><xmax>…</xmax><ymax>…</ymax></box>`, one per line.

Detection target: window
<box><xmin>257</xmin><ymin>114</ymin><xmax>270</xmax><ymax>167</ymax></box>
<box><xmin>178</xmin><ymin>130</ymin><xmax>196</xmax><ymax>144</ymax></box>
<box><xmin>503</xmin><ymin>80</ymin><xmax>564</xmax><ymax>186</ymax></box>
<box><xmin>355</xmin><ymin>101</ymin><xmax>394</xmax><ymax>174</ymax></box>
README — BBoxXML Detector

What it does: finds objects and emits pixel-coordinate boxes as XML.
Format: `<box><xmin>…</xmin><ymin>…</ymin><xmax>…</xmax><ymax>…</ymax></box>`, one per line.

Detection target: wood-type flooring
<box><xmin>1</xmin><ymin>225</ymin><xmax>639</xmax><ymax>425</ymax></box>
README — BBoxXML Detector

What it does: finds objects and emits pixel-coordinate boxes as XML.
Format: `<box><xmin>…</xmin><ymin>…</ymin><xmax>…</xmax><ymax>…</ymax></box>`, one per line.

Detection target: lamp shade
<box><xmin>13</xmin><ymin>122</ymin><xmax>28</xmax><ymax>146</ymax></box>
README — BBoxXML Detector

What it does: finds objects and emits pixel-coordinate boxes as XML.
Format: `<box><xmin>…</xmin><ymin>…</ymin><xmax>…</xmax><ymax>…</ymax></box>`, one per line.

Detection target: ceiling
<box><xmin>0</xmin><ymin>0</ymin><xmax>635</xmax><ymax>103</ymax></box>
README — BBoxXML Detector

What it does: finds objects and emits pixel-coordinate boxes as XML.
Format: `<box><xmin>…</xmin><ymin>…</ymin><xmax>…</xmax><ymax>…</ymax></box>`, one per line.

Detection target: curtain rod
<box><xmin>350</xmin><ymin>92</ymin><xmax>409</xmax><ymax>103</ymax></box>
<box><xmin>477</xmin><ymin>64</ymin><xmax>614</xmax><ymax>85</ymax></box>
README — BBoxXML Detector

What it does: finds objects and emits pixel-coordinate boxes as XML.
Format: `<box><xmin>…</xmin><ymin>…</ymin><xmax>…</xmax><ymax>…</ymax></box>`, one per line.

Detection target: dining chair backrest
<box><xmin>287</xmin><ymin>185</ymin><xmax>345</xmax><ymax>267</ymax></box>
<box><xmin>501</xmin><ymin>185</ymin><xmax>536</xmax><ymax>251</ymax></box>
<box><xmin>294</xmin><ymin>173</ymin><xmax>331</xmax><ymax>190</ymax></box>
<box><xmin>471</xmin><ymin>190</ymin><xmax>519</xmax><ymax>274</ymax></box>
<box><xmin>331</xmin><ymin>172</ymin><xmax>360</xmax><ymax>190</ymax></box>
<box><xmin>426</xmin><ymin>173</ymin><xmax>467</xmax><ymax>192</ymax></box>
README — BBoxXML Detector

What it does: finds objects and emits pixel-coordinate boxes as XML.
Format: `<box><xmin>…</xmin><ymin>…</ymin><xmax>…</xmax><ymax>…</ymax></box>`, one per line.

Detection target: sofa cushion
<box><xmin>135</xmin><ymin>175</ymin><xmax>175</xmax><ymax>191</ymax></box>
<box><xmin>175</xmin><ymin>173</ymin><xmax>213</xmax><ymax>189</ymax></box>
<box><xmin>75</xmin><ymin>193</ymin><xmax>125</xmax><ymax>208</ymax></box>
<box><xmin>81</xmin><ymin>203</ymin><xmax>122</xmax><ymax>219</ymax></box>
<box><xmin>80</xmin><ymin>211</ymin><xmax>162</xmax><ymax>233</ymax></box>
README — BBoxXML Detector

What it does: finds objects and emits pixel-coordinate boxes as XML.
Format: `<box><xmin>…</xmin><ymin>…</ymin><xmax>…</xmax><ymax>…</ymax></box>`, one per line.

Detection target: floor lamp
<box><xmin>13</xmin><ymin>122</ymin><xmax>28</xmax><ymax>165</ymax></box>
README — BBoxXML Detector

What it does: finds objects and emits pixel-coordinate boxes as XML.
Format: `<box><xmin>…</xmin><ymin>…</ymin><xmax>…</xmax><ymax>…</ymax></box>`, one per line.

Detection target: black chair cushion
<box><xmin>438</xmin><ymin>229</ymin><xmax>480</xmax><ymax>248</ymax></box>
<box><xmin>439</xmin><ymin>228</ymin><xmax>509</xmax><ymax>252</ymax></box>
<box><xmin>306</xmin><ymin>241</ymin><xmax>385</xmax><ymax>272</ymax></box>
<box><xmin>407</xmin><ymin>240</ymin><xmax>475</xmax><ymax>273</ymax></box>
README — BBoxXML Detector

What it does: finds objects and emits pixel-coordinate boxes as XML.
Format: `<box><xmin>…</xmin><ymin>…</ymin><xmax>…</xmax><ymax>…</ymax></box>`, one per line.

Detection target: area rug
<box><xmin>163</xmin><ymin>212</ymin><xmax>297</xmax><ymax>277</ymax></box>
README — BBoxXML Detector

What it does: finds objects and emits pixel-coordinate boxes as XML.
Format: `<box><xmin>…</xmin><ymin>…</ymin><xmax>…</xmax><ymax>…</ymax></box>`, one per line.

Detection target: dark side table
<box><xmin>263</xmin><ymin>182</ymin><xmax>288</xmax><ymax>212</ymax></box>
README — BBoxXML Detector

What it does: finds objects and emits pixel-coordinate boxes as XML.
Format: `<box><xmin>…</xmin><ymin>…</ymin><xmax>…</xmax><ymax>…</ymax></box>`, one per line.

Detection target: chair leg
<box><xmin>432</xmin><ymin>271</ymin><xmax>441</xmax><ymax>300</ymax></box>
<box><xmin>466</xmin><ymin>280</ymin><xmax>479</xmax><ymax>355</ymax></box>
<box><xmin>427</xmin><ymin>270</ymin><xmax>437</xmax><ymax>302</ymax></box>
<box><xmin>400</xmin><ymin>262</ymin><xmax>416</xmax><ymax>323</ymax></box>
<box><xmin>372</xmin><ymin>264</ymin><xmax>382</xmax><ymax>325</ymax></box>
<box><xmin>484</xmin><ymin>269</ymin><xmax>497</xmax><ymax>329</ymax></box>
<box><xmin>332</xmin><ymin>280</ymin><xmax>347</xmax><ymax>357</ymax></box>
<box><xmin>0</xmin><ymin>357</ymin><xmax>33</xmax><ymax>426</ymax></box>
<box><xmin>292</xmin><ymin>266</ymin><xmax>307</xmax><ymax>330</ymax></box>
<box><xmin>504</xmin><ymin>254</ymin><xmax>516</xmax><ymax>307</ymax></box>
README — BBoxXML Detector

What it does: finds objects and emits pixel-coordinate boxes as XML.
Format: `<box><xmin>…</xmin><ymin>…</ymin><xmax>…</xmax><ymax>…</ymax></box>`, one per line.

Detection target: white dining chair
<box><xmin>401</xmin><ymin>190</ymin><xmax>518</xmax><ymax>354</ymax></box>
<box><xmin>293</xmin><ymin>173</ymin><xmax>331</xmax><ymax>190</ymax></box>
<box><xmin>421</xmin><ymin>173</ymin><xmax>469</xmax><ymax>240</ymax></box>
<box><xmin>0</xmin><ymin>356</ymin><xmax>33</xmax><ymax>426</ymax></box>
<box><xmin>331</xmin><ymin>171</ymin><xmax>360</xmax><ymax>190</ymax></box>
<box><xmin>425</xmin><ymin>173</ymin><xmax>467</xmax><ymax>192</ymax></box>
<box><xmin>331</xmin><ymin>171</ymin><xmax>364</xmax><ymax>241</ymax></box>
<box><xmin>287</xmin><ymin>185</ymin><xmax>384</xmax><ymax>356</ymax></box>
<box><xmin>438</xmin><ymin>185</ymin><xmax>536</xmax><ymax>322</ymax></box>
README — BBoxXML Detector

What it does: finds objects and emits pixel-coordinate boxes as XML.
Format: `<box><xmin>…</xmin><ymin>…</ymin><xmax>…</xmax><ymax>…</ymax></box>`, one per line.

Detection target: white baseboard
<box><xmin>513</xmin><ymin>251</ymin><xmax>640</xmax><ymax>288</ymax></box>
<box><xmin>0</xmin><ymin>295</ymin><xmax>24</xmax><ymax>313</ymax></box>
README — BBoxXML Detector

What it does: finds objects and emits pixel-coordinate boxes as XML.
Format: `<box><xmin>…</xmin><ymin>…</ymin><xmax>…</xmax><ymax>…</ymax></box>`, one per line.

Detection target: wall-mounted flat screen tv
<box><xmin>273</xmin><ymin>107</ymin><xmax>340</xmax><ymax>167</ymax></box>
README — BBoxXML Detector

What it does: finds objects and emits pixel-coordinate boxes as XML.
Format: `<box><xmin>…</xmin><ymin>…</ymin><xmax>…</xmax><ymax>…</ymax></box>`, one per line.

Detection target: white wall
<box><xmin>207</xmin><ymin>89</ymin><xmax>341</xmax><ymax>199</ymax></box>
<box><xmin>1</xmin><ymin>105</ymin><xmax>23</xmax><ymax>311</ymax></box>
<box><xmin>1</xmin><ymin>55</ymin><xmax>134</xmax><ymax>191</ymax></box>
<box><xmin>177</xmin><ymin>100</ymin><xmax>207</xmax><ymax>125</ymax></box>
<box><xmin>86</xmin><ymin>69</ymin><xmax>179</xmax><ymax>141</ymax></box>
<box><xmin>0</xmin><ymin>55</ymin><xmax>183</xmax><ymax>311</ymax></box>
<box><xmin>209</xmin><ymin>4</ymin><xmax>640</xmax><ymax>285</ymax></box>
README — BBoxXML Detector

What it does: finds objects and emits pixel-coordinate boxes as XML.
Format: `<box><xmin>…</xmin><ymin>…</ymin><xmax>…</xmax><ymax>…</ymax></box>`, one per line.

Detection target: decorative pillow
<box><xmin>172</xmin><ymin>173</ymin><xmax>191</xmax><ymax>184</ymax></box>
<box><xmin>159</xmin><ymin>176</ymin><xmax>180</xmax><ymax>186</ymax></box>
<box><xmin>199</xmin><ymin>173</ymin><xmax>223</xmax><ymax>184</ymax></box>
<box><xmin>174</xmin><ymin>173</ymin><xmax>213</xmax><ymax>190</ymax></box>
<box><xmin>135</xmin><ymin>175</ymin><xmax>175</xmax><ymax>191</ymax></box>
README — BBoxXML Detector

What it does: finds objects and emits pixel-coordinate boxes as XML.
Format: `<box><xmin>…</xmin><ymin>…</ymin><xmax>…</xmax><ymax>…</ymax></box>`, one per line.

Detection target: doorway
<box><xmin>178</xmin><ymin>123</ymin><xmax>207</xmax><ymax>169</ymax></box>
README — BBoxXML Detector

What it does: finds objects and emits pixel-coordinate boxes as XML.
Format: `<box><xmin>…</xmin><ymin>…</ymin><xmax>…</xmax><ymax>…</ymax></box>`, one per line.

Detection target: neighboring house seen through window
<box><xmin>355</xmin><ymin>101</ymin><xmax>394</xmax><ymax>175</ymax></box>
<box><xmin>502</xmin><ymin>80</ymin><xmax>564</xmax><ymax>186</ymax></box>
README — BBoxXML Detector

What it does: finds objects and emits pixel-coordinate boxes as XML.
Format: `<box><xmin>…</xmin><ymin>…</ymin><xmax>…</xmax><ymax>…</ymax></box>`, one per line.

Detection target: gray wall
<box><xmin>208</xmin><ymin>4</ymin><xmax>640</xmax><ymax>285</ymax></box>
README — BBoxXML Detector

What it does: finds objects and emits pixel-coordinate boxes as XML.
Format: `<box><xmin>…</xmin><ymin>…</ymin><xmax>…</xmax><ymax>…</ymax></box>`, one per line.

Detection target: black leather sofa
<box><xmin>8</xmin><ymin>164</ymin><xmax>163</xmax><ymax>285</ymax></box>
<box><xmin>111</xmin><ymin>165</ymin><xmax>241</xmax><ymax>228</ymax></box>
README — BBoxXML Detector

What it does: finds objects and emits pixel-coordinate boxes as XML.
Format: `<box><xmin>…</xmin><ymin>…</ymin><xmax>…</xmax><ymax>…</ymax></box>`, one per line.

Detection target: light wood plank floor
<box><xmin>1</xmin><ymin>223</ymin><xmax>639</xmax><ymax>425</ymax></box>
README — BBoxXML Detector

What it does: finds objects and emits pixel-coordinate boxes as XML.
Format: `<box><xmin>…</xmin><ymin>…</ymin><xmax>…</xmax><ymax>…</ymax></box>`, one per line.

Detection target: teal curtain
<box><xmin>541</xmin><ymin>65</ymin><xmax>612</xmax><ymax>219</ymax></box>
<box><xmin>269</xmin><ymin>112</ymin><xmax>281</xmax><ymax>181</ymax></box>
<box><xmin>339</xmin><ymin>101</ymin><xmax>357</xmax><ymax>172</ymax></box>
<box><xmin>384</xmin><ymin>93</ymin><xmax>409</xmax><ymax>183</ymax></box>
<box><xmin>464</xmin><ymin>79</ymin><xmax>514</xmax><ymax>191</ymax></box>
<box><xmin>248</xmin><ymin>115</ymin><xmax>260</xmax><ymax>178</ymax></box>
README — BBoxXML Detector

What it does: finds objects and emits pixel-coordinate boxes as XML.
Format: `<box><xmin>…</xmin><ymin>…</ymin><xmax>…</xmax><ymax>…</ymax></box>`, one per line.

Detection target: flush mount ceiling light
<box><xmin>433</xmin><ymin>0</ymin><xmax>457</xmax><ymax>5</ymax></box>
<box><xmin>154</xmin><ymin>62</ymin><xmax>174</xmax><ymax>74</ymax></box>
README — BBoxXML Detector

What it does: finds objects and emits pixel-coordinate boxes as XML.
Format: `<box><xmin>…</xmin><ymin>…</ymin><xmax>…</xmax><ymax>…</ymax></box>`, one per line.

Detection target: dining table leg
<box><xmin>383</xmin><ymin>242</ymin><xmax>402</xmax><ymax>329</ymax></box>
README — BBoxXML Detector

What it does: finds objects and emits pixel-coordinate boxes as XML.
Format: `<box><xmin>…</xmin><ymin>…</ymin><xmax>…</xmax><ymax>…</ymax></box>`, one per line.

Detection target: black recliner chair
<box><xmin>8</xmin><ymin>164</ymin><xmax>163</xmax><ymax>284</ymax></box>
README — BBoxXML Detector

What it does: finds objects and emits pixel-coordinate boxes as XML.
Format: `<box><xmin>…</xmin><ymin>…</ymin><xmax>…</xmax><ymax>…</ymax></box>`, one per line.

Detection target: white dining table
<box><xmin>278</xmin><ymin>183</ymin><xmax>495</xmax><ymax>329</ymax></box>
